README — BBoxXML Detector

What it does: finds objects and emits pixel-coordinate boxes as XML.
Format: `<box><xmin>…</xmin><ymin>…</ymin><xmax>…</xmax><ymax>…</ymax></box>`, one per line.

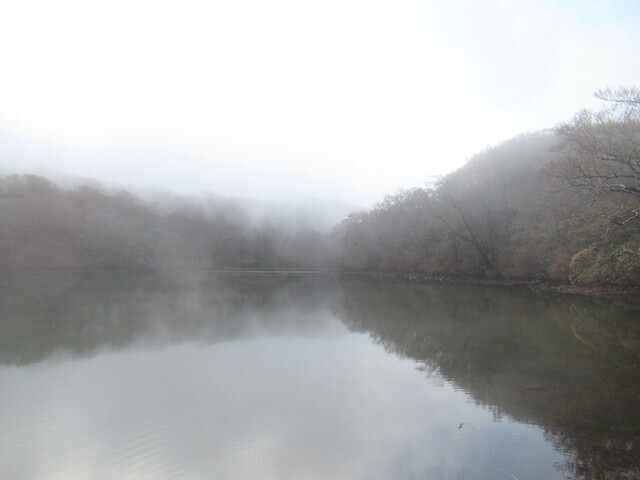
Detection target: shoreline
<box><xmin>3</xmin><ymin>268</ymin><xmax>639</xmax><ymax>301</ymax></box>
<box><xmin>341</xmin><ymin>271</ymin><xmax>640</xmax><ymax>301</ymax></box>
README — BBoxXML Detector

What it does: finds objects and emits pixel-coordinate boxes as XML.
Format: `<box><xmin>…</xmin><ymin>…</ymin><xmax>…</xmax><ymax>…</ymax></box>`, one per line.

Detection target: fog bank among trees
<box><xmin>0</xmin><ymin>175</ymin><xmax>345</xmax><ymax>273</ymax></box>
<box><xmin>2</xmin><ymin>88</ymin><xmax>639</xmax><ymax>286</ymax></box>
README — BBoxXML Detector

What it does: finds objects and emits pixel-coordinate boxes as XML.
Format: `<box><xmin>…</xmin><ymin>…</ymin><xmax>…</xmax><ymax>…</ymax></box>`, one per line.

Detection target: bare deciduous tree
<box><xmin>553</xmin><ymin>87</ymin><xmax>640</xmax><ymax>225</ymax></box>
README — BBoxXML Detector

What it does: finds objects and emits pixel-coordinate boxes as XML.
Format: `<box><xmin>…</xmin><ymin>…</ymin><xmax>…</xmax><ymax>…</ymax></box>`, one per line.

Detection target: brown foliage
<box><xmin>339</xmin><ymin>89</ymin><xmax>640</xmax><ymax>286</ymax></box>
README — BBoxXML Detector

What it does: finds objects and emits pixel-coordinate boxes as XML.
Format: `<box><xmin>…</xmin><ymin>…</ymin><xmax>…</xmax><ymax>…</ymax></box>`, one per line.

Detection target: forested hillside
<box><xmin>338</xmin><ymin>88</ymin><xmax>640</xmax><ymax>286</ymax></box>
<box><xmin>2</xmin><ymin>88</ymin><xmax>639</xmax><ymax>287</ymax></box>
<box><xmin>0</xmin><ymin>175</ymin><xmax>341</xmax><ymax>273</ymax></box>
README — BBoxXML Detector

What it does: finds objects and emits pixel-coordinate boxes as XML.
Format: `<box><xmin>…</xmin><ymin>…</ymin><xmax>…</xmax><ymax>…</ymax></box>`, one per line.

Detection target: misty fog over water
<box><xmin>2</xmin><ymin>0</ymin><xmax>640</xmax><ymax>478</ymax></box>
<box><xmin>2</xmin><ymin>273</ymin><xmax>639</xmax><ymax>479</ymax></box>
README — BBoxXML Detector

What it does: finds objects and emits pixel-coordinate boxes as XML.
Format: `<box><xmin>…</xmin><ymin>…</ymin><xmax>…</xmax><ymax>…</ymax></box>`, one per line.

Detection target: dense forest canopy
<box><xmin>2</xmin><ymin>88</ymin><xmax>639</xmax><ymax>286</ymax></box>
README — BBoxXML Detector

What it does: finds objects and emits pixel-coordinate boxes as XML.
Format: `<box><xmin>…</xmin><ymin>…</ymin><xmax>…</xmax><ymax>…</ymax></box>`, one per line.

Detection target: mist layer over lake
<box><xmin>1</xmin><ymin>274</ymin><xmax>638</xmax><ymax>479</ymax></box>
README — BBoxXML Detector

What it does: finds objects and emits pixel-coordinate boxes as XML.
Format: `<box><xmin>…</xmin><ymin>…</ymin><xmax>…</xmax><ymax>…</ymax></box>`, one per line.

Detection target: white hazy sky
<box><xmin>0</xmin><ymin>0</ymin><xmax>639</xmax><ymax>205</ymax></box>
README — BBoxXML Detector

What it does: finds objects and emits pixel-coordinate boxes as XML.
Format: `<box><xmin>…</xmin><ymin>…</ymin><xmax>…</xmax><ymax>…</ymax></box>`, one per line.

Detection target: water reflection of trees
<box><xmin>0</xmin><ymin>273</ymin><xmax>342</xmax><ymax>365</ymax></box>
<box><xmin>2</xmin><ymin>274</ymin><xmax>639</xmax><ymax>479</ymax></box>
<box><xmin>337</xmin><ymin>278</ymin><xmax>640</xmax><ymax>480</ymax></box>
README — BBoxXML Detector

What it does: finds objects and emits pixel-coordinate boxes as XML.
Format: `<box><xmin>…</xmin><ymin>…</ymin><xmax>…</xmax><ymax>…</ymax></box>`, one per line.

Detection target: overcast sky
<box><xmin>0</xmin><ymin>0</ymin><xmax>638</xmax><ymax>205</ymax></box>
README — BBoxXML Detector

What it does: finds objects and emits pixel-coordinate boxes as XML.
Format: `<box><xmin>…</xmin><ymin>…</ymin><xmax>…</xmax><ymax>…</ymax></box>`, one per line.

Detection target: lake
<box><xmin>1</xmin><ymin>273</ymin><xmax>639</xmax><ymax>479</ymax></box>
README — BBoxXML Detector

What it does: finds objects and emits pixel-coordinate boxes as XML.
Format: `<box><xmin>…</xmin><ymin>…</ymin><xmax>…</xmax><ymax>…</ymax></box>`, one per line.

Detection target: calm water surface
<box><xmin>1</xmin><ymin>274</ymin><xmax>639</xmax><ymax>479</ymax></box>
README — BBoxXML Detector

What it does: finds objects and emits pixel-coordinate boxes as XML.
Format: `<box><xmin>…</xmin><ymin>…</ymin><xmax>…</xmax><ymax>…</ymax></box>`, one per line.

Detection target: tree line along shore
<box><xmin>1</xmin><ymin>88</ymin><xmax>638</xmax><ymax>290</ymax></box>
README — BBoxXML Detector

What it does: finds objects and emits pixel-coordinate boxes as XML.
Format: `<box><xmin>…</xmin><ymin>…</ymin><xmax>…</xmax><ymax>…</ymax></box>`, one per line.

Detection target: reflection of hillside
<box><xmin>337</xmin><ymin>279</ymin><xmax>640</xmax><ymax>480</ymax></box>
<box><xmin>0</xmin><ymin>273</ymin><xmax>342</xmax><ymax>365</ymax></box>
<box><xmin>3</xmin><ymin>274</ymin><xmax>640</xmax><ymax>478</ymax></box>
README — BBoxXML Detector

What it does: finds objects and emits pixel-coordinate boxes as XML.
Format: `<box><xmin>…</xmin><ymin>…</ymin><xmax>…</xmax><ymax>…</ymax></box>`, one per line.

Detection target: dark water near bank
<box><xmin>1</xmin><ymin>273</ymin><xmax>639</xmax><ymax>479</ymax></box>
